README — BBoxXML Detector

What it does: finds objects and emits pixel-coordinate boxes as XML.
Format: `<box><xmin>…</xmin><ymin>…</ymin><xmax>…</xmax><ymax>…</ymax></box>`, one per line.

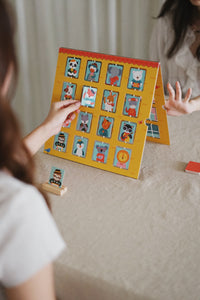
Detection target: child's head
<box><xmin>0</xmin><ymin>0</ymin><xmax>17</xmax><ymax>99</ymax></box>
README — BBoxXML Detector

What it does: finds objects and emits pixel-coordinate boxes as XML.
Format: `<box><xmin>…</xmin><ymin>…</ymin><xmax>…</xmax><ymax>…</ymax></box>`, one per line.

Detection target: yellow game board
<box><xmin>44</xmin><ymin>48</ymin><xmax>170</xmax><ymax>179</ymax></box>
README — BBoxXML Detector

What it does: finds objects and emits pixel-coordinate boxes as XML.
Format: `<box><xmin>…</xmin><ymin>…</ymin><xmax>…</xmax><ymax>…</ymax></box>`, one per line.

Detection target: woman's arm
<box><xmin>24</xmin><ymin>99</ymin><xmax>81</xmax><ymax>155</ymax></box>
<box><xmin>6</xmin><ymin>263</ymin><xmax>56</xmax><ymax>300</ymax></box>
<box><xmin>164</xmin><ymin>81</ymin><xmax>200</xmax><ymax>116</ymax></box>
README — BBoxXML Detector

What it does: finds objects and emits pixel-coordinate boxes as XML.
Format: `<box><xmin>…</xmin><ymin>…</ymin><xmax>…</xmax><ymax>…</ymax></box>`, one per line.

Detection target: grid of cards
<box><xmin>44</xmin><ymin>48</ymin><xmax>169</xmax><ymax>179</ymax></box>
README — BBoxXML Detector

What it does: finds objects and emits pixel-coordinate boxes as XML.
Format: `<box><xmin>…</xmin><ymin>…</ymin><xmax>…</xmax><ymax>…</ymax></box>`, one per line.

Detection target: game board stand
<box><xmin>44</xmin><ymin>48</ymin><xmax>170</xmax><ymax>179</ymax></box>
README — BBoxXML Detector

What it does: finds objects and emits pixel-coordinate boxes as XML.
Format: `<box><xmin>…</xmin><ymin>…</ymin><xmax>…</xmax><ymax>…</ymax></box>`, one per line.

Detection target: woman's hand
<box><xmin>164</xmin><ymin>81</ymin><xmax>194</xmax><ymax>116</ymax></box>
<box><xmin>42</xmin><ymin>99</ymin><xmax>81</xmax><ymax>136</ymax></box>
<box><xmin>23</xmin><ymin>100</ymin><xmax>81</xmax><ymax>155</ymax></box>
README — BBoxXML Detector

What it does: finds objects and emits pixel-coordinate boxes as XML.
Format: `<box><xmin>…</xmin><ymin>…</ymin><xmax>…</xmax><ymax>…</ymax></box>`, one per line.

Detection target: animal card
<box><xmin>49</xmin><ymin>166</ymin><xmax>65</xmax><ymax>188</ymax></box>
<box><xmin>44</xmin><ymin>48</ymin><xmax>170</xmax><ymax>179</ymax></box>
<box><xmin>53</xmin><ymin>132</ymin><xmax>68</xmax><ymax>152</ymax></box>
<box><xmin>81</xmin><ymin>86</ymin><xmax>97</xmax><ymax>108</ymax></box>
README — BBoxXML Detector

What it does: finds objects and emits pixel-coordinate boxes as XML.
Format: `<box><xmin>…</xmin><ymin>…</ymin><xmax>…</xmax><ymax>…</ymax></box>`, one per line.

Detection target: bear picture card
<box><xmin>44</xmin><ymin>48</ymin><xmax>170</xmax><ymax>179</ymax></box>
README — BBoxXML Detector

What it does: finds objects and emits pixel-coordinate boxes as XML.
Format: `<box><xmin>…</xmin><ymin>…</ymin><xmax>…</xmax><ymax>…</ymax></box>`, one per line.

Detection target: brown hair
<box><xmin>157</xmin><ymin>0</ymin><xmax>200</xmax><ymax>61</ymax></box>
<box><xmin>0</xmin><ymin>0</ymin><xmax>50</xmax><ymax>208</ymax></box>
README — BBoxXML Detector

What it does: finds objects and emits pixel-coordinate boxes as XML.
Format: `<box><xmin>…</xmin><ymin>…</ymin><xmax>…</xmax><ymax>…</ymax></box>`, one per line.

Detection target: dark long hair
<box><xmin>0</xmin><ymin>0</ymin><xmax>50</xmax><ymax>208</ymax></box>
<box><xmin>158</xmin><ymin>0</ymin><xmax>200</xmax><ymax>60</ymax></box>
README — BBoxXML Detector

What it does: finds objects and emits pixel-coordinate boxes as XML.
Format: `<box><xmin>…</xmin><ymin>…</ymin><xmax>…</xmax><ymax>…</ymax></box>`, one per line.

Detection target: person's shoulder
<box><xmin>0</xmin><ymin>170</ymin><xmax>44</xmax><ymax>214</ymax></box>
<box><xmin>156</xmin><ymin>12</ymin><xmax>173</xmax><ymax>30</ymax></box>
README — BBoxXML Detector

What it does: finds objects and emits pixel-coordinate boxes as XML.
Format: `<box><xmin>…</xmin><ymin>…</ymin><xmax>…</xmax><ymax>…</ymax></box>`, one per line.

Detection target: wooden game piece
<box><xmin>185</xmin><ymin>161</ymin><xmax>200</xmax><ymax>175</ymax></box>
<box><xmin>41</xmin><ymin>166</ymin><xmax>67</xmax><ymax>196</ymax></box>
<box><xmin>41</xmin><ymin>182</ymin><xmax>67</xmax><ymax>196</ymax></box>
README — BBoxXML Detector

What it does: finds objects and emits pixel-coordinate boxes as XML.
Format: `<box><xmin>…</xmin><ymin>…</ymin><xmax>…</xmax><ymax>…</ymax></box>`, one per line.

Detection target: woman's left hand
<box><xmin>164</xmin><ymin>81</ymin><xmax>194</xmax><ymax>116</ymax></box>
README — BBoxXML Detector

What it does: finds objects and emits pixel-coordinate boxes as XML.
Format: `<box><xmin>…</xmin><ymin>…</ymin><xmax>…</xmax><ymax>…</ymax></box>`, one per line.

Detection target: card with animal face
<box><xmin>97</xmin><ymin>116</ymin><xmax>114</xmax><ymax>138</ymax></box>
<box><xmin>53</xmin><ymin>132</ymin><xmax>68</xmax><ymax>152</ymax></box>
<box><xmin>105</xmin><ymin>64</ymin><xmax>123</xmax><ymax>87</ymax></box>
<box><xmin>102</xmin><ymin>90</ymin><xmax>118</xmax><ymax>113</ymax></box>
<box><xmin>85</xmin><ymin>60</ymin><xmax>102</xmax><ymax>82</ymax></box>
<box><xmin>76</xmin><ymin>112</ymin><xmax>92</xmax><ymax>133</ymax></box>
<box><xmin>118</xmin><ymin>121</ymin><xmax>137</xmax><ymax>144</ymax></box>
<box><xmin>123</xmin><ymin>94</ymin><xmax>141</xmax><ymax>118</ymax></box>
<box><xmin>92</xmin><ymin>141</ymin><xmax>110</xmax><ymax>164</ymax></box>
<box><xmin>128</xmin><ymin>68</ymin><xmax>146</xmax><ymax>91</ymax></box>
<box><xmin>113</xmin><ymin>147</ymin><xmax>132</xmax><ymax>170</ymax></box>
<box><xmin>49</xmin><ymin>166</ymin><xmax>65</xmax><ymax>188</ymax></box>
<box><xmin>72</xmin><ymin>136</ymin><xmax>88</xmax><ymax>158</ymax></box>
<box><xmin>61</xmin><ymin>82</ymin><xmax>76</xmax><ymax>100</ymax></box>
<box><xmin>81</xmin><ymin>86</ymin><xmax>97</xmax><ymax>108</ymax></box>
<box><xmin>65</xmin><ymin>57</ymin><xmax>81</xmax><ymax>78</ymax></box>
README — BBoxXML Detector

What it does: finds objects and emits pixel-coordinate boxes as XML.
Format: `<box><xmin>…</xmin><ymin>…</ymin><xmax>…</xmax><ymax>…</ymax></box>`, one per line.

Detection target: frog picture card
<box><xmin>44</xmin><ymin>48</ymin><xmax>170</xmax><ymax>179</ymax></box>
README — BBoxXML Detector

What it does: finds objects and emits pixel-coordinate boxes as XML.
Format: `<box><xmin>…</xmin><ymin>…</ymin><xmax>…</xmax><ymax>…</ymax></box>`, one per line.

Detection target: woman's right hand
<box><xmin>42</xmin><ymin>99</ymin><xmax>81</xmax><ymax>136</ymax></box>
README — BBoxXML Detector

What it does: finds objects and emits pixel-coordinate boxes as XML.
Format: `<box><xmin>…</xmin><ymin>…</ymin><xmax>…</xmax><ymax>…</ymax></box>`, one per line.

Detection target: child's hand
<box><xmin>43</xmin><ymin>99</ymin><xmax>81</xmax><ymax>137</ymax></box>
<box><xmin>164</xmin><ymin>81</ymin><xmax>194</xmax><ymax>116</ymax></box>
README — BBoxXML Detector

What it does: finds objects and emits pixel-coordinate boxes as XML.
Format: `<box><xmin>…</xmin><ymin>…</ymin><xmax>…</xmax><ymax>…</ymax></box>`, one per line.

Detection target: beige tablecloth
<box><xmin>35</xmin><ymin>112</ymin><xmax>200</xmax><ymax>300</ymax></box>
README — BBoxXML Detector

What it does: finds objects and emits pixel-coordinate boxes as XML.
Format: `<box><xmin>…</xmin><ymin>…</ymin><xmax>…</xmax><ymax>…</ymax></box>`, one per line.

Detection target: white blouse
<box><xmin>149</xmin><ymin>14</ymin><xmax>200</xmax><ymax>98</ymax></box>
<box><xmin>0</xmin><ymin>171</ymin><xmax>66</xmax><ymax>298</ymax></box>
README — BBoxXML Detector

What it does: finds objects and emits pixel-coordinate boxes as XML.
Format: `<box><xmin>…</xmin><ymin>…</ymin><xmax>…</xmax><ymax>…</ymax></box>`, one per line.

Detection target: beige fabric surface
<box><xmin>35</xmin><ymin>112</ymin><xmax>200</xmax><ymax>300</ymax></box>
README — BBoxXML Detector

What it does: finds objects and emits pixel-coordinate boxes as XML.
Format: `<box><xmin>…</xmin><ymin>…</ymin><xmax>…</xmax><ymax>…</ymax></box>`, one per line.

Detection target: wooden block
<box><xmin>185</xmin><ymin>161</ymin><xmax>200</xmax><ymax>175</ymax></box>
<box><xmin>41</xmin><ymin>182</ymin><xmax>67</xmax><ymax>196</ymax></box>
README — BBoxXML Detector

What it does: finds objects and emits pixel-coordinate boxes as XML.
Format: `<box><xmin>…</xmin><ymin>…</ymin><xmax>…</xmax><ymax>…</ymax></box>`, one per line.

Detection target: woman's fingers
<box><xmin>62</xmin><ymin>103</ymin><xmax>80</xmax><ymax>126</ymax></box>
<box><xmin>183</xmin><ymin>88</ymin><xmax>192</xmax><ymax>103</ymax></box>
<box><xmin>63</xmin><ymin>112</ymin><xmax>76</xmax><ymax>126</ymax></box>
<box><xmin>167</xmin><ymin>82</ymin><xmax>175</xmax><ymax>100</ymax></box>
<box><xmin>53</xmin><ymin>99</ymin><xmax>80</xmax><ymax>110</ymax></box>
<box><xmin>175</xmin><ymin>81</ymin><xmax>182</xmax><ymax>101</ymax></box>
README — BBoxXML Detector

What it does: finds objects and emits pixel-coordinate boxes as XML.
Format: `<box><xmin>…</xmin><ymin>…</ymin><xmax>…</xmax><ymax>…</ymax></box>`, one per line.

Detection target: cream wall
<box><xmin>10</xmin><ymin>0</ymin><xmax>162</xmax><ymax>134</ymax></box>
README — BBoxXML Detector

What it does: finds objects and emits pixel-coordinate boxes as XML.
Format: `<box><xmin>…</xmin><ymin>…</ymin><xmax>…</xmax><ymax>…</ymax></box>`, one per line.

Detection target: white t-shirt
<box><xmin>0</xmin><ymin>171</ymin><xmax>66</xmax><ymax>298</ymax></box>
<box><xmin>149</xmin><ymin>14</ymin><xmax>200</xmax><ymax>98</ymax></box>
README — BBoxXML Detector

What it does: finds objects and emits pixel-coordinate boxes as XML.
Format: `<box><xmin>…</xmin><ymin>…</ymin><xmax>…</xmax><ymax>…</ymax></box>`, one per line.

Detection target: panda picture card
<box><xmin>44</xmin><ymin>48</ymin><xmax>170</xmax><ymax>179</ymax></box>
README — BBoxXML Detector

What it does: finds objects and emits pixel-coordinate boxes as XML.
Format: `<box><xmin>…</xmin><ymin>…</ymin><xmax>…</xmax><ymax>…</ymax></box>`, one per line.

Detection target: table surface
<box><xmin>35</xmin><ymin>112</ymin><xmax>200</xmax><ymax>300</ymax></box>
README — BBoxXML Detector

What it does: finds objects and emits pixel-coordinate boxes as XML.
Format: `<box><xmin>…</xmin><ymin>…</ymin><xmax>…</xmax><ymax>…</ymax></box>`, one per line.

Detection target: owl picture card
<box><xmin>44</xmin><ymin>48</ymin><xmax>170</xmax><ymax>179</ymax></box>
